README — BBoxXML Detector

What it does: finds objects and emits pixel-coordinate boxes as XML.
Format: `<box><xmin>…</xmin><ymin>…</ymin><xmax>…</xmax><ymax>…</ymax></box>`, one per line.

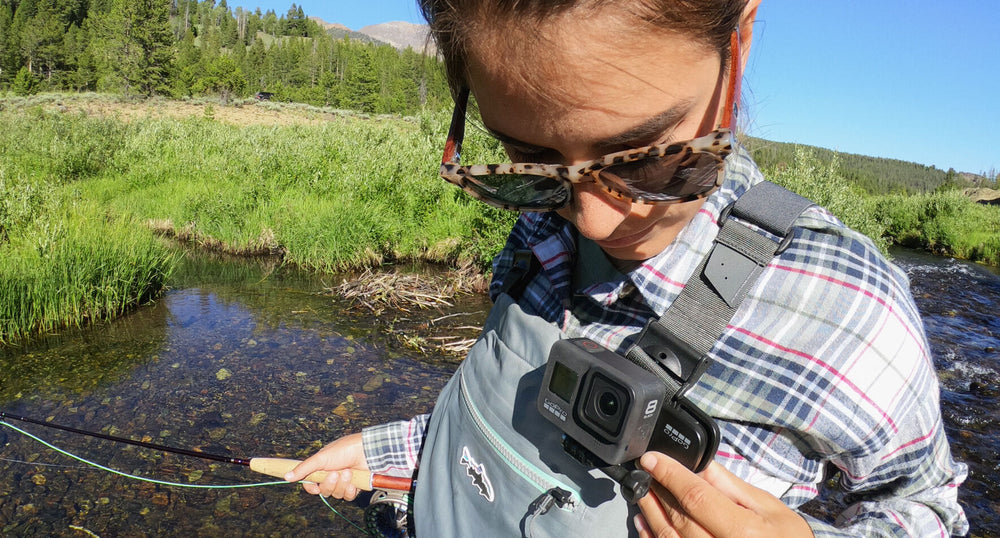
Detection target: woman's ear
<box><xmin>739</xmin><ymin>0</ymin><xmax>761</xmax><ymax>72</ymax></box>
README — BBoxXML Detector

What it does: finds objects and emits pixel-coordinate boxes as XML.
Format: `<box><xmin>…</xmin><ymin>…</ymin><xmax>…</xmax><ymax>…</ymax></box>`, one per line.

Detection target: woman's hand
<box><xmin>635</xmin><ymin>452</ymin><xmax>814</xmax><ymax>538</ymax></box>
<box><xmin>283</xmin><ymin>432</ymin><xmax>369</xmax><ymax>501</ymax></box>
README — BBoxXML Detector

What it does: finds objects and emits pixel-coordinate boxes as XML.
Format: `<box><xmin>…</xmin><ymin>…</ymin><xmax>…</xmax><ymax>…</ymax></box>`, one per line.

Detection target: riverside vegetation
<box><xmin>1</xmin><ymin>93</ymin><xmax>999</xmax><ymax>346</ymax></box>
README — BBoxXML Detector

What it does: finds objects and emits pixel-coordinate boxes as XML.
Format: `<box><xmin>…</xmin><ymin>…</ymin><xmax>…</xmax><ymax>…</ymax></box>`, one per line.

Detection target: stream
<box><xmin>1</xmin><ymin>248</ymin><xmax>998</xmax><ymax>536</ymax></box>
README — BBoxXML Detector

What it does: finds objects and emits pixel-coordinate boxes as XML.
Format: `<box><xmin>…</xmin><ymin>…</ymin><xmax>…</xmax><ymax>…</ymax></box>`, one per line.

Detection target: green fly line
<box><xmin>1</xmin><ymin>420</ymin><xmax>369</xmax><ymax>534</ymax></box>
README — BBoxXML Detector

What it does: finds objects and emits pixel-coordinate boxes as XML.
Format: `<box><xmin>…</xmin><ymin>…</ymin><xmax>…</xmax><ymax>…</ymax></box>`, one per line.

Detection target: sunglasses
<box><xmin>439</xmin><ymin>32</ymin><xmax>742</xmax><ymax>212</ymax></box>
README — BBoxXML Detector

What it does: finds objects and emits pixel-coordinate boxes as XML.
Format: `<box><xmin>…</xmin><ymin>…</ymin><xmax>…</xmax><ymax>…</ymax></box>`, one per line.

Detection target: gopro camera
<box><xmin>537</xmin><ymin>338</ymin><xmax>719</xmax><ymax>473</ymax></box>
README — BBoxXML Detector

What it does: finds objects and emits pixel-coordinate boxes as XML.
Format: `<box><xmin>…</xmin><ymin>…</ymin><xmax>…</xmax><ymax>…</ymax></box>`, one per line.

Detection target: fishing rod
<box><xmin>0</xmin><ymin>411</ymin><xmax>413</xmax><ymax>493</ymax></box>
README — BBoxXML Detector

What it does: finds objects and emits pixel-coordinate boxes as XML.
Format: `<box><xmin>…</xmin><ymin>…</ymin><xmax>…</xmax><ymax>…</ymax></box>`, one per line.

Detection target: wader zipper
<box><xmin>459</xmin><ymin>368</ymin><xmax>580</xmax><ymax>509</ymax></box>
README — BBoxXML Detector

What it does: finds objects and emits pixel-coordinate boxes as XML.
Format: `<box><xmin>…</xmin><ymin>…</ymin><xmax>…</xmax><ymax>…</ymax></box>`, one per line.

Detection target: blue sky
<box><xmin>231</xmin><ymin>1</ymin><xmax>999</xmax><ymax>176</ymax></box>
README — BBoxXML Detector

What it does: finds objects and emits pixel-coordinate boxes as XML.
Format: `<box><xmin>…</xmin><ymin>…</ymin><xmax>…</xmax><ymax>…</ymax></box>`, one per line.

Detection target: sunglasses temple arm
<box><xmin>722</xmin><ymin>31</ymin><xmax>742</xmax><ymax>130</ymax></box>
<box><xmin>442</xmin><ymin>88</ymin><xmax>470</xmax><ymax>164</ymax></box>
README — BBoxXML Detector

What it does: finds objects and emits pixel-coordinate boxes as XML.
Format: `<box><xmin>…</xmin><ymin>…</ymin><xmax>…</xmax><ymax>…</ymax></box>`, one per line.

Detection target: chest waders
<box><xmin>413</xmin><ymin>181</ymin><xmax>814</xmax><ymax>537</ymax></box>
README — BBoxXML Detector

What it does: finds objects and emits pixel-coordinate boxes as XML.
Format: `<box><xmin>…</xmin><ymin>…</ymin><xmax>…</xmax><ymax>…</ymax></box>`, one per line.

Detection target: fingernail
<box><xmin>640</xmin><ymin>452</ymin><xmax>657</xmax><ymax>471</ymax></box>
<box><xmin>283</xmin><ymin>472</ymin><xmax>294</xmax><ymax>481</ymax></box>
<box><xmin>633</xmin><ymin>514</ymin><xmax>649</xmax><ymax>533</ymax></box>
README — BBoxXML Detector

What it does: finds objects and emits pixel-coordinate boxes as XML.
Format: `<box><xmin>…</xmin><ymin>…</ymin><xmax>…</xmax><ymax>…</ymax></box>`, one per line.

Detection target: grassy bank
<box><xmin>875</xmin><ymin>190</ymin><xmax>1000</xmax><ymax>264</ymax></box>
<box><xmin>0</xmin><ymin>94</ymin><xmax>514</xmax><ymax>344</ymax></box>
<box><xmin>2</xmin><ymin>93</ymin><xmax>998</xmax><ymax>345</ymax></box>
<box><xmin>4</xmin><ymin>94</ymin><xmax>514</xmax><ymax>270</ymax></box>
<box><xmin>0</xmin><ymin>204</ymin><xmax>174</xmax><ymax>345</ymax></box>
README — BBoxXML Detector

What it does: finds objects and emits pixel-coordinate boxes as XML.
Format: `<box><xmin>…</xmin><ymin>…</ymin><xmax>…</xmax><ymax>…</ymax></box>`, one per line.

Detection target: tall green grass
<box><xmin>76</xmin><ymin>107</ymin><xmax>516</xmax><ymax>270</ymax></box>
<box><xmin>875</xmin><ymin>190</ymin><xmax>1000</xmax><ymax>263</ymax></box>
<box><xmin>0</xmin><ymin>205</ymin><xmax>174</xmax><ymax>345</ymax></box>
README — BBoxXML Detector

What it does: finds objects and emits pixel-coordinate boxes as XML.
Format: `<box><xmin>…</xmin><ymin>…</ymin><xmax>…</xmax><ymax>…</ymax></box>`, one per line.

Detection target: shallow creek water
<box><xmin>0</xmin><ymin>253</ymin><xmax>489</xmax><ymax>536</ymax></box>
<box><xmin>1</xmin><ymin>248</ymin><xmax>998</xmax><ymax>536</ymax></box>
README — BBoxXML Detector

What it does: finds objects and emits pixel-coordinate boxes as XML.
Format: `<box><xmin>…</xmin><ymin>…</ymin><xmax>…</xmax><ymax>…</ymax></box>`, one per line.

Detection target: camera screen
<box><xmin>549</xmin><ymin>362</ymin><xmax>579</xmax><ymax>403</ymax></box>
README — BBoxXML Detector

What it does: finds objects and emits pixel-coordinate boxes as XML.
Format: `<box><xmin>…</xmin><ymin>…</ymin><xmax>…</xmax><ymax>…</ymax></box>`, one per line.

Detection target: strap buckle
<box><xmin>631</xmin><ymin>318</ymin><xmax>712</xmax><ymax>402</ymax></box>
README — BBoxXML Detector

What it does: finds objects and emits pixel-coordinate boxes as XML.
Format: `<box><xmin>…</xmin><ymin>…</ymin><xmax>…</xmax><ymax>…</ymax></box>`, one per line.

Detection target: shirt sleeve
<box><xmin>789</xmin><ymin>237</ymin><xmax>969</xmax><ymax>536</ymax></box>
<box><xmin>361</xmin><ymin>414</ymin><xmax>429</xmax><ymax>477</ymax></box>
<box><xmin>815</xmin><ymin>267</ymin><xmax>967</xmax><ymax>537</ymax></box>
<box><xmin>802</xmin><ymin>419</ymin><xmax>968</xmax><ymax>537</ymax></box>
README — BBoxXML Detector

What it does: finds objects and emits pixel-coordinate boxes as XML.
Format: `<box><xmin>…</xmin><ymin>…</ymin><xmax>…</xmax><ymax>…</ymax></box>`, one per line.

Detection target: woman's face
<box><xmin>467</xmin><ymin>14</ymin><xmax>730</xmax><ymax>261</ymax></box>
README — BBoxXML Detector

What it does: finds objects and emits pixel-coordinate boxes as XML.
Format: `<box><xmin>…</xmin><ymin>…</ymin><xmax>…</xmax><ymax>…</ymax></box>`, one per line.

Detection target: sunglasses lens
<box><xmin>464</xmin><ymin>174</ymin><xmax>570</xmax><ymax>210</ymax></box>
<box><xmin>598</xmin><ymin>151</ymin><xmax>722</xmax><ymax>203</ymax></box>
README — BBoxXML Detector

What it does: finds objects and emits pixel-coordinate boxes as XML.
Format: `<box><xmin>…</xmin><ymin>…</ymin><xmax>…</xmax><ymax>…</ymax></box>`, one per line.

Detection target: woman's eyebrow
<box><xmin>596</xmin><ymin>102</ymin><xmax>694</xmax><ymax>148</ymax></box>
<box><xmin>484</xmin><ymin>100</ymin><xmax>694</xmax><ymax>152</ymax></box>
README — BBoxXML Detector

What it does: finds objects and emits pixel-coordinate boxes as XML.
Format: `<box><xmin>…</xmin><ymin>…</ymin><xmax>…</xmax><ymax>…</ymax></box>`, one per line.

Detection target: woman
<box><xmin>286</xmin><ymin>1</ymin><xmax>969</xmax><ymax>536</ymax></box>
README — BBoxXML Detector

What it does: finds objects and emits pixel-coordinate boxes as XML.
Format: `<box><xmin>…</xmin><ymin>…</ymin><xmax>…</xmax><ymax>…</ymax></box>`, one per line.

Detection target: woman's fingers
<box><xmin>283</xmin><ymin>433</ymin><xmax>366</xmax><ymax>501</ymax></box>
<box><xmin>291</xmin><ymin>466</ymin><xmax>359</xmax><ymax>500</ymax></box>
<box><xmin>637</xmin><ymin>452</ymin><xmax>814</xmax><ymax>538</ymax></box>
<box><xmin>637</xmin><ymin>474</ymin><xmax>709</xmax><ymax>538</ymax></box>
<box><xmin>639</xmin><ymin>452</ymin><xmax>735</xmax><ymax>536</ymax></box>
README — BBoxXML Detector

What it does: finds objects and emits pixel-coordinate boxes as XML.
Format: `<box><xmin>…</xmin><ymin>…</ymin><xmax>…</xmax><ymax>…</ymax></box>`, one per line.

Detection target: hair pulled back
<box><xmin>419</xmin><ymin>0</ymin><xmax>748</xmax><ymax>92</ymax></box>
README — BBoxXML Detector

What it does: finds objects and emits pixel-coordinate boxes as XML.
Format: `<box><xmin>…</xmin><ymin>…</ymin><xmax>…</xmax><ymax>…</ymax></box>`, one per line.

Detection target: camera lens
<box><xmin>581</xmin><ymin>373</ymin><xmax>630</xmax><ymax>439</ymax></box>
<box><xmin>598</xmin><ymin>391</ymin><xmax>619</xmax><ymax>417</ymax></box>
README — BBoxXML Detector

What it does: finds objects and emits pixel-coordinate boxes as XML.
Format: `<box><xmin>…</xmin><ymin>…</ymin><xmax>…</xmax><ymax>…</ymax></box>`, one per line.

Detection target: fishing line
<box><xmin>0</xmin><ymin>455</ymin><xmax>91</xmax><ymax>470</ymax></box>
<box><xmin>1</xmin><ymin>419</ymin><xmax>372</xmax><ymax>535</ymax></box>
<box><xmin>1</xmin><ymin>420</ymin><xmax>282</xmax><ymax>490</ymax></box>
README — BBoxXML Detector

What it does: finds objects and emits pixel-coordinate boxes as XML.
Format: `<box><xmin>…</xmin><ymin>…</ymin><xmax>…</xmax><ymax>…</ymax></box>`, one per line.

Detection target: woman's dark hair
<box><xmin>419</xmin><ymin>0</ymin><xmax>747</xmax><ymax>91</ymax></box>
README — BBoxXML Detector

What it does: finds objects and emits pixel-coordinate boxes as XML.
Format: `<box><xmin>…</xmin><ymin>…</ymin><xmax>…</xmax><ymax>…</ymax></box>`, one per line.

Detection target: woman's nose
<box><xmin>559</xmin><ymin>181</ymin><xmax>631</xmax><ymax>240</ymax></box>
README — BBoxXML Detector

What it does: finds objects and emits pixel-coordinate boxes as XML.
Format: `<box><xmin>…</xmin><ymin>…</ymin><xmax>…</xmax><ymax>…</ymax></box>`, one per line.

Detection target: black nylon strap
<box><xmin>626</xmin><ymin>181</ymin><xmax>814</xmax><ymax>401</ymax></box>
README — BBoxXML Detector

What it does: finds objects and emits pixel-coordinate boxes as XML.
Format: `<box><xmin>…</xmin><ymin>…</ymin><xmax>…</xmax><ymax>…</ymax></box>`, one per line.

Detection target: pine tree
<box><xmin>0</xmin><ymin>2</ymin><xmax>15</xmax><ymax>82</ymax></box>
<box><xmin>95</xmin><ymin>0</ymin><xmax>174</xmax><ymax>96</ymax></box>
<box><xmin>200</xmin><ymin>54</ymin><xmax>244</xmax><ymax>104</ymax></box>
<box><xmin>343</xmin><ymin>46</ymin><xmax>379</xmax><ymax>114</ymax></box>
<box><xmin>12</xmin><ymin>65</ymin><xmax>40</xmax><ymax>95</ymax></box>
<box><xmin>22</xmin><ymin>0</ymin><xmax>66</xmax><ymax>83</ymax></box>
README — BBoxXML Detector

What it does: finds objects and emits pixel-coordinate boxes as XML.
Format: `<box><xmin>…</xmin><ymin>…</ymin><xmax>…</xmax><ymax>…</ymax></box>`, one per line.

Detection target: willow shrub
<box><xmin>762</xmin><ymin>147</ymin><xmax>890</xmax><ymax>254</ymax></box>
<box><xmin>876</xmin><ymin>190</ymin><xmax>1000</xmax><ymax>265</ymax></box>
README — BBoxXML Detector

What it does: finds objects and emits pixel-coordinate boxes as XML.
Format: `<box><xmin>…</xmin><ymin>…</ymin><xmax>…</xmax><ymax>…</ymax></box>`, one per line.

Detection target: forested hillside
<box><xmin>745</xmin><ymin>137</ymin><xmax>994</xmax><ymax>195</ymax></box>
<box><xmin>0</xmin><ymin>0</ymin><xmax>451</xmax><ymax>114</ymax></box>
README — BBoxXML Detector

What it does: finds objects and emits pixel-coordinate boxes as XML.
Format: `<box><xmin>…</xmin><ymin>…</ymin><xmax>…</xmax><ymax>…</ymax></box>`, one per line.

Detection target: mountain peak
<box><xmin>358</xmin><ymin>21</ymin><xmax>436</xmax><ymax>55</ymax></box>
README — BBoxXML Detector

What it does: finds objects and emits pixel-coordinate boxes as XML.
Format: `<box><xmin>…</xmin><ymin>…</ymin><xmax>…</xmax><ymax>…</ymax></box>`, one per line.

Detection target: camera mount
<box><xmin>561</xmin><ymin>436</ymin><xmax>651</xmax><ymax>504</ymax></box>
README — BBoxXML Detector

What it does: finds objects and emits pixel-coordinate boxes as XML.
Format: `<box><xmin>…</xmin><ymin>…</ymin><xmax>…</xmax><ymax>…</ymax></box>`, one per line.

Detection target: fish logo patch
<box><xmin>460</xmin><ymin>446</ymin><xmax>495</xmax><ymax>502</ymax></box>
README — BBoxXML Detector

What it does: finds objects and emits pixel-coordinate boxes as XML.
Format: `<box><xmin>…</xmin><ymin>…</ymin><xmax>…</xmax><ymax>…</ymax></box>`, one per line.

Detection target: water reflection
<box><xmin>1</xmin><ymin>252</ymin><xmax>473</xmax><ymax>536</ymax></box>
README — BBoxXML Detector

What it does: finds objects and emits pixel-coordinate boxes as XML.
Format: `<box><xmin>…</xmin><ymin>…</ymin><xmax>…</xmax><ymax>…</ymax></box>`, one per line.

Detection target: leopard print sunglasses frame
<box><xmin>438</xmin><ymin>33</ymin><xmax>741</xmax><ymax>213</ymax></box>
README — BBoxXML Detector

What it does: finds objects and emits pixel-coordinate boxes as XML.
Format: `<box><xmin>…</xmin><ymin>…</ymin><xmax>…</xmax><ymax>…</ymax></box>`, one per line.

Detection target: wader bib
<box><xmin>415</xmin><ymin>292</ymin><xmax>636</xmax><ymax>537</ymax></box>
<box><xmin>413</xmin><ymin>181</ymin><xmax>814</xmax><ymax>537</ymax></box>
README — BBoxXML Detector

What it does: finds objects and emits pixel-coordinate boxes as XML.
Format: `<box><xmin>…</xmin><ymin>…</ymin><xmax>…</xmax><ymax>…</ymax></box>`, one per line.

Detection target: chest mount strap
<box><xmin>626</xmin><ymin>181</ymin><xmax>815</xmax><ymax>403</ymax></box>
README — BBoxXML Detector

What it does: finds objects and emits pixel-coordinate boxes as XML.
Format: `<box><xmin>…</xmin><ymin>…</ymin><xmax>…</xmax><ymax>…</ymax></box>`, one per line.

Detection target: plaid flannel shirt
<box><xmin>362</xmin><ymin>146</ymin><xmax>968</xmax><ymax>537</ymax></box>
